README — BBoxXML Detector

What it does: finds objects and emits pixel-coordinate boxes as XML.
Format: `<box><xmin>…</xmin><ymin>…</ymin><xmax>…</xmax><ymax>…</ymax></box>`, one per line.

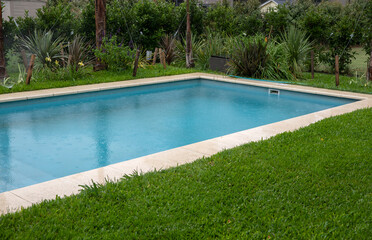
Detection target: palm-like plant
<box><xmin>280</xmin><ymin>26</ymin><xmax>312</xmax><ymax>78</ymax></box>
<box><xmin>67</xmin><ymin>35</ymin><xmax>94</xmax><ymax>71</ymax></box>
<box><xmin>19</xmin><ymin>30</ymin><xmax>65</xmax><ymax>66</ymax></box>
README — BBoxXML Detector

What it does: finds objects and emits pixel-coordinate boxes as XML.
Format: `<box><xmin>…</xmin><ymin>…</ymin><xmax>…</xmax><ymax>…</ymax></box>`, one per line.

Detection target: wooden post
<box><xmin>335</xmin><ymin>55</ymin><xmax>339</xmax><ymax>87</ymax></box>
<box><xmin>311</xmin><ymin>50</ymin><xmax>314</xmax><ymax>79</ymax></box>
<box><xmin>159</xmin><ymin>48</ymin><xmax>163</xmax><ymax>65</ymax></box>
<box><xmin>26</xmin><ymin>54</ymin><xmax>35</xmax><ymax>85</ymax></box>
<box><xmin>60</xmin><ymin>46</ymin><xmax>65</xmax><ymax>67</ymax></box>
<box><xmin>0</xmin><ymin>3</ymin><xmax>7</xmax><ymax>79</ymax></box>
<box><xmin>368</xmin><ymin>49</ymin><xmax>372</xmax><ymax>82</ymax></box>
<box><xmin>159</xmin><ymin>48</ymin><xmax>166</xmax><ymax>69</ymax></box>
<box><xmin>185</xmin><ymin>0</ymin><xmax>194</xmax><ymax>68</ymax></box>
<box><xmin>94</xmin><ymin>0</ymin><xmax>106</xmax><ymax>71</ymax></box>
<box><xmin>152</xmin><ymin>48</ymin><xmax>158</xmax><ymax>65</ymax></box>
<box><xmin>132</xmin><ymin>49</ymin><xmax>140</xmax><ymax>77</ymax></box>
<box><xmin>21</xmin><ymin>50</ymin><xmax>28</xmax><ymax>69</ymax></box>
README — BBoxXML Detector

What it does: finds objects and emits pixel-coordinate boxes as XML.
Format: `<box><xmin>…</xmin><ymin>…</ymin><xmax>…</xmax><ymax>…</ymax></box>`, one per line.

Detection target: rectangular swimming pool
<box><xmin>0</xmin><ymin>79</ymin><xmax>356</xmax><ymax>193</ymax></box>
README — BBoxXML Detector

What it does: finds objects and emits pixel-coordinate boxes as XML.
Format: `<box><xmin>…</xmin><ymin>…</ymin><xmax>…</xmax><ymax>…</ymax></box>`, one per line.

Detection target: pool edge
<box><xmin>1</xmin><ymin>73</ymin><xmax>371</xmax><ymax>215</ymax></box>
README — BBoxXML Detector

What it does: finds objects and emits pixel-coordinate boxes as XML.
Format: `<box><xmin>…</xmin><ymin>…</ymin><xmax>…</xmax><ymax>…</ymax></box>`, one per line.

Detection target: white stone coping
<box><xmin>1</xmin><ymin>73</ymin><xmax>371</xmax><ymax>215</ymax></box>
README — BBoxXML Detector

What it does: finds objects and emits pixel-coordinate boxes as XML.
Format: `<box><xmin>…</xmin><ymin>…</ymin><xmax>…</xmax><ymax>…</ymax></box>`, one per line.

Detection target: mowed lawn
<box><xmin>0</xmin><ymin>108</ymin><xmax>371</xmax><ymax>239</ymax></box>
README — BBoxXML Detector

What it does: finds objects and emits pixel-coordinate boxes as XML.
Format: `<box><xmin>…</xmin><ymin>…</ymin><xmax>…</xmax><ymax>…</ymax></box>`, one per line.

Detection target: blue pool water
<box><xmin>0</xmin><ymin>79</ymin><xmax>355</xmax><ymax>192</ymax></box>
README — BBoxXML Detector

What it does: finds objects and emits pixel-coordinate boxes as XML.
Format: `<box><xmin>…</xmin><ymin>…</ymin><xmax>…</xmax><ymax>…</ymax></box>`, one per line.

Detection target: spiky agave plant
<box><xmin>280</xmin><ymin>25</ymin><xmax>312</xmax><ymax>78</ymax></box>
<box><xmin>18</xmin><ymin>30</ymin><xmax>65</xmax><ymax>66</ymax></box>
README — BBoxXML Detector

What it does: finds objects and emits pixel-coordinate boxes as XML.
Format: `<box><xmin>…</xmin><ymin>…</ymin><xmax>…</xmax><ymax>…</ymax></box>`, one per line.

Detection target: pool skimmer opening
<box><xmin>269</xmin><ymin>89</ymin><xmax>280</xmax><ymax>95</ymax></box>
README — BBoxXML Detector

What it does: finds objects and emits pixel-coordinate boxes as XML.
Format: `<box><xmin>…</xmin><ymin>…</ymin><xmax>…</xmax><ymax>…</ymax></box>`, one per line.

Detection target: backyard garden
<box><xmin>0</xmin><ymin>0</ymin><xmax>371</xmax><ymax>238</ymax></box>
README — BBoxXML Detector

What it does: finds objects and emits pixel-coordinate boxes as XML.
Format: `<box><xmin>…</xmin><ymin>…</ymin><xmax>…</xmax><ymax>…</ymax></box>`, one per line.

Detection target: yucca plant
<box><xmin>174</xmin><ymin>34</ymin><xmax>204</xmax><ymax>67</ymax></box>
<box><xmin>67</xmin><ymin>35</ymin><xmax>94</xmax><ymax>72</ymax></box>
<box><xmin>228</xmin><ymin>36</ymin><xmax>269</xmax><ymax>78</ymax></box>
<box><xmin>280</xmin><ymin>26</ymin><xmax>312</xmax><ymax>78</ymax></box>
<box><xmin>18</xmin><ymin>30</ymin><xmax>65</xmax><ymax>66</ymax></box>
<box><xmin>160</xmin><ymin>34</ymin><xmax>178</xmax><ymax>65</ymax></box>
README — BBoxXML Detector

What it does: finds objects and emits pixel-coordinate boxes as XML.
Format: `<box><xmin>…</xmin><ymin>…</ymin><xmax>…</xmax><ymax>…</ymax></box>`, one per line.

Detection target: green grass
<box><xmin>349</xmin><ymin>47</ymin><xmax>369</xmax><ymax>73</ymax></box>
<box><xmin>287</xmin><ymin>72</ymin><xmax>372</xmax><ymax>94</ymax></box>
<box><xmin>1</xmin><ymin>108</ymin><xmax>371</xmax><ymax>239</ymax></box>
<box><xmin>0</xmin><ymin>65</ymin><xmax>220</xmax><ymax>95</ymax></box>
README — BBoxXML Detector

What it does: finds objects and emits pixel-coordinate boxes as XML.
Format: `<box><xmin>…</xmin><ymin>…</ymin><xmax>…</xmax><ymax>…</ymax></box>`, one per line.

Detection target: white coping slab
<box><xmin>0</xmin><ymin>73</ymin><xmax>371</xmax><ymax>215</ymax></box>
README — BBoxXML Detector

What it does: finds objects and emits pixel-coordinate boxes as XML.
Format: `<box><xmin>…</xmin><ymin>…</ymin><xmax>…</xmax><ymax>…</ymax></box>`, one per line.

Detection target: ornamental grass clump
<box><xmin>228</xmin><ymin>36</ymin><xmax>269</xmax><ymax>78</ymax></box>
<box><xmin>67</xmin><ymin>35</ymin><xmax>94</xmax><ymax>72</ymax></box>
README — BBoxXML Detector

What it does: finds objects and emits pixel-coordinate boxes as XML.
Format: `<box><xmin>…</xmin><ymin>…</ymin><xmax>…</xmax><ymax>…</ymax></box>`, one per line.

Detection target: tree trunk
<box><xmin>94</xmin><ymin>0</ymin><xmax>106</xmax><ymax>71</ymax></box>
<box><xmin>0</xmin><ymin>3</ymin><xmax>7</xmax><ymax>79</ymax></box>
<box><xmin>185</xmin><ymin>0</ymin><xmax>194</xmax><ymax>68</ymax></box>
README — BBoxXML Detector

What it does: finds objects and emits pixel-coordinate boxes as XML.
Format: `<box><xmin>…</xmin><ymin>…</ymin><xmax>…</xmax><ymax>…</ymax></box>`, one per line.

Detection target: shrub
<box><xmin>263</xmin><ymin>4</ymin><xmax>290</xmax><ymax>38</ymax></box>
<box><xmin>35</xmin><ymin>2</ymin><xmax>77</xmax><ymax>40</ymax></box>
<box><xmin>5</xmin><ymin>49</ymin><xmax>22</xmax><ymax>73</ymax></box>
<box><xmin>228</xmin><ymin>36</ymin><xmax>269</xmax><ymax>78</ymax></box>
<box><xmin>93</xmin><ymin>36</ymin><xmax>135</xmax><ymax>71</ymax></box>
<box><xmin>205</xmin><ymin>3</ymin><xmax>237</xmax><ymax>36</ymax></box>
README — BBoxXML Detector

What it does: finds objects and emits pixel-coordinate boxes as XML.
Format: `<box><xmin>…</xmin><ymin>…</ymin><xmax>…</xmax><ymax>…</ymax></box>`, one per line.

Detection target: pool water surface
<box><xmin>0</xmin><ymin>79</ymin><xmax>356</xmax><ymax>192</ymax></box>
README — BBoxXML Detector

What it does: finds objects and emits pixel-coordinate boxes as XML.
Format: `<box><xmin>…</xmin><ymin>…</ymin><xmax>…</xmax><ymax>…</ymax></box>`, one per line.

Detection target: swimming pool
<box><xmin>0</xmin><ymin>78</ymin><xmax>357</xmax><ymax>193</ymax></box>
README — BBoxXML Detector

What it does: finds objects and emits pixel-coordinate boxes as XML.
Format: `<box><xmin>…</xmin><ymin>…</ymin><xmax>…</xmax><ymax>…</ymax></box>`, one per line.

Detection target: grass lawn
<box><xmin>349</xmin><ymin>47</ymin><xmax>369</xmax><ymax>73</ymax></box>
<box><xmin>0</xmin><ymin>65</ymin><xmax>220</xmax><ymax>95</ymax></box>
<box><xmin>0</xmin><ymin>108</ymin><xmax>371</xmax><ymax>239</ymax></box>
<box><xmin>288</xmin><ymin>72</ymin><xmax>372</xmax><ymax>94</ymax></box>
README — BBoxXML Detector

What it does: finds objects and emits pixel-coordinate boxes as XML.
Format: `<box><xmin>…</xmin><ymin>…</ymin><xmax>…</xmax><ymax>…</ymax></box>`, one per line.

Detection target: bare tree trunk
<box><xmin>185</xmin><ymin>0</ymin><xmax>194</xmax><ymax>68</ymax></box>
<box><xmin>94</xmin><ymin>0</ymin><xmax>106</xmax><ymax>71</ymax></box>
<box><xmin>0</xmin><ymin>3</ymin><xmax>7</xmax><ymax>79</ymax></box>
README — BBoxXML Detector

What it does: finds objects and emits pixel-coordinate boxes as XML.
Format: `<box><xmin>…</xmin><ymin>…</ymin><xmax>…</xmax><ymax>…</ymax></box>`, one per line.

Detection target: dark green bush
<box><xmin>93</xmin><ymin>36</ymin><xmax>135</xmax><ymax>71</ymax></box>
<box><xmin>229</xmin><ymin>36</ymin><xmax>269</xmax><ymax>78</ymax></box>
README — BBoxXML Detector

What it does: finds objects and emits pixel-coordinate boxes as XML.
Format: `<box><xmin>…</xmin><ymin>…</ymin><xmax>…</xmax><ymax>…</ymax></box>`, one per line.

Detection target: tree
<box><xmin>94</xmin><ymin>0</ymin><xmax>106</xmax><ymax>71</ymax></box>
<box><xmin>185</xmin><ymin>0</ymin><xmax>194</xmax><ymax>68</ymax></box>
<box><xmin>0</xmin><ymin>2</ymin><xmax>7</xmax><ymax>79</ymax></box>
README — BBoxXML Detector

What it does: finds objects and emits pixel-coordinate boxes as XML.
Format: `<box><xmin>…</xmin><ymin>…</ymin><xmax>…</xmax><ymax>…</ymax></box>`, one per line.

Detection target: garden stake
<box><xmin>311</xmin><ymin>50</ymin><xmax>314</xmax><ymax>79</ymax></box>
<box><xmin>21</xmin><ymin>50</ymin><xmax>28</xmax><ymax>69</ymax></box>
<box><xmin>335</xmin><ymin>55</ymin><xmax>339</xmax><ymax>86</ymax></box>
<box><xmin>26</xmin><ymin>54</ymin><xmax>36</xmax><ymax>85</ymax></box>
<box><xmin>369</xmin><ymin>48</ymin><xmax>372</xmax><ymax>81</ymax></box>
<box><xmin>160</xmin><ymin>49</ymin><xmax>167</xmax><ymax>69</ymax></box>
<box><xmin>132</xmin><ymin>49</ymin><xmax>140</xmax><ymax>77</ymax></box>
<box><xmin>152</xmin><ymin>48</ymin><xmax>158</xmax><ymax>65</ymax></box>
